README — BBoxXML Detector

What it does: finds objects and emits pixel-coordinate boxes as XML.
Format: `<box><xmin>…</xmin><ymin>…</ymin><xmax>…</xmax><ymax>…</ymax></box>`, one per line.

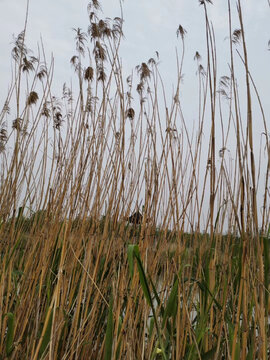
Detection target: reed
<box><xmin>0</xmin><ymin>0</ymin><xmax>269</xmax><ymax>359</ymax></box>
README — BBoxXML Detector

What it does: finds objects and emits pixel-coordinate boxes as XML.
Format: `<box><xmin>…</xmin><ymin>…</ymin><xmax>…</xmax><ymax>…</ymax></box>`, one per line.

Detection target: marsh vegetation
<box><xmin>0</xmin><ymin>0</ymin><xmax>269</xmax><ymax>359</ymax></box>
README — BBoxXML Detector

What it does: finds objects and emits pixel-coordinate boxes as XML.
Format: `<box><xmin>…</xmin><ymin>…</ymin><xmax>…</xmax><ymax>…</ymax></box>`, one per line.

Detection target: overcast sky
<box><xmin>1</xmin><ymin>0</ymin><xmax>269</xmax><ymax>96</ymax></box>
<box><xmin>0</xmin><ymin>0</ymin><xmax>269</xmax><ymax>144</ymax></box>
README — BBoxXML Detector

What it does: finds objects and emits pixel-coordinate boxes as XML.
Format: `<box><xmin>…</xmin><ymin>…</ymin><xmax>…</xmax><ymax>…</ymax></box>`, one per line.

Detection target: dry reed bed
<box><xmin>0</xmin><ymin>0</ymin><xmax>269</xmax><ymax>359</ymax></box>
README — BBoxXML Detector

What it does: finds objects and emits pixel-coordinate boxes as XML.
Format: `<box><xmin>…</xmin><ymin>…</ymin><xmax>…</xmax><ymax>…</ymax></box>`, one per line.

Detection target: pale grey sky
<box><xmin>1</xmin><ymin>0</ymin><xmax>269</xmax><ymax>143</ymax></box>
<box><xmin>1</xmin><ymin>0</ymin><xmax>269</xmax><ymax>96</ymax></box>
<box><xmin>0</xmin><ymin>0</ymin><xmax>269</xmax><ymax>99</ymax></box>
<box><xmin>0</xmin><ymin>0</ymin><xmax>269</xmax><ymax>135</ymax></box>
<box><xmin>1</xmin><ymin>0</ymin><xmax>269</xmax><ymax>155</ymax></box>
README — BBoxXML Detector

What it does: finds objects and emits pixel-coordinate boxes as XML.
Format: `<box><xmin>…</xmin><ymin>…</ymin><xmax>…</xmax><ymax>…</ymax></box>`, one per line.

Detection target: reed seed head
<box><xmin>84</xmin><ymin>66</ymin><xmax>94</xmax><ymax>81</ymax></box>
<box><xmin>27</xmin><ymin>91</ymin><xmax>39</xmax><ymax>106</ymax></box>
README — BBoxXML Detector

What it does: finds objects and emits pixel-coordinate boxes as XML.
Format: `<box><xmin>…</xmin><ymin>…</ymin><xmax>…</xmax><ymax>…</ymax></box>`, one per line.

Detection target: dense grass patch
<box><xmin>0</xmin><ymin>0</ymin><xmax>269</xmax><ymax>359</ymax></box>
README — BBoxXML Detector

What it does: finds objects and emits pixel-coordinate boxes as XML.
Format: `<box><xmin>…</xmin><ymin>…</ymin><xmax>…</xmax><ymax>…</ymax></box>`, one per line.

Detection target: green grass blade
<box><xmin>127</xmin><ymin>246</ymin><xmax>167</xmax><ymax>359</ymax></box>
<box><xmin>134</xmin><ymin>253</ymin><xmax>152</xmax><ymax>306</ymax></box>
<box><xmin>128</xmin><ymin>244</ymin><xmax>153</xmax><ymax>306</ymax></box>
<box><xmin>39</xmin><ymin>309</ymin><xmax>53</xmax><ymax>358</ymax></box>
<box><xmin>246</xmin><ymin>340</ymin><xmax>254</xmax><ymax>360</ymax></box>
<box><xmin>149</xmin><ymin>317</ymin><xmax>155</xmax><ymax>338</ymax></box>
<box><xmin>115</xmin><ymin>315</ymin><xmax>123</xmax><ymax>359</ymax></box>
<box><xmin>133</xmin><ymin>251</ymin><xmax>167</xmax><ymax>359</ymax></box>
<box><xmin>163</xmin><ymin>278</ymin><xmax>178</xmax><ymax>325</ymax></box>
<box><xmin>149</xmin><ymin>276</ymin><xmax>162</xmax><ymax>308</ymax></box>
<box><xmin>104</xmin><ymin>295</ymin><xmax>114</xmax><ymax>360</ymax></box>
<box><xmin>127</xmin><ymin>244</ymin><xmax>139</xmax><ymax>279</ymax></box>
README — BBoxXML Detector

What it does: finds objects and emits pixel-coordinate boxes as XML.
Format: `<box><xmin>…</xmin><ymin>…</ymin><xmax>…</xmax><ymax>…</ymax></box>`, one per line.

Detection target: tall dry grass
<box><xmin>0</xmin><ymin>0</ymin><xmax>269</xmax><ymax>359</ymax></box>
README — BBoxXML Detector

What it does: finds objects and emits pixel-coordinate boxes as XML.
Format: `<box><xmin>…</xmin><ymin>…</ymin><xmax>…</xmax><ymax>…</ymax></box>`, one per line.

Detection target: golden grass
<box><xmin>0</xmin><ymin>0</ymin><xmax>269</xmax><ymax>359</ymax></box>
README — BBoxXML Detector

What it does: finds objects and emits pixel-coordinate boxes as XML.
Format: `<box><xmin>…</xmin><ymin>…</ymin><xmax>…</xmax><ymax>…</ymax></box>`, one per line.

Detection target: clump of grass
<box><xmin>0</xmin><ymin>0</ymin><xmax>269</xmax><ymax>359</ymax></box>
